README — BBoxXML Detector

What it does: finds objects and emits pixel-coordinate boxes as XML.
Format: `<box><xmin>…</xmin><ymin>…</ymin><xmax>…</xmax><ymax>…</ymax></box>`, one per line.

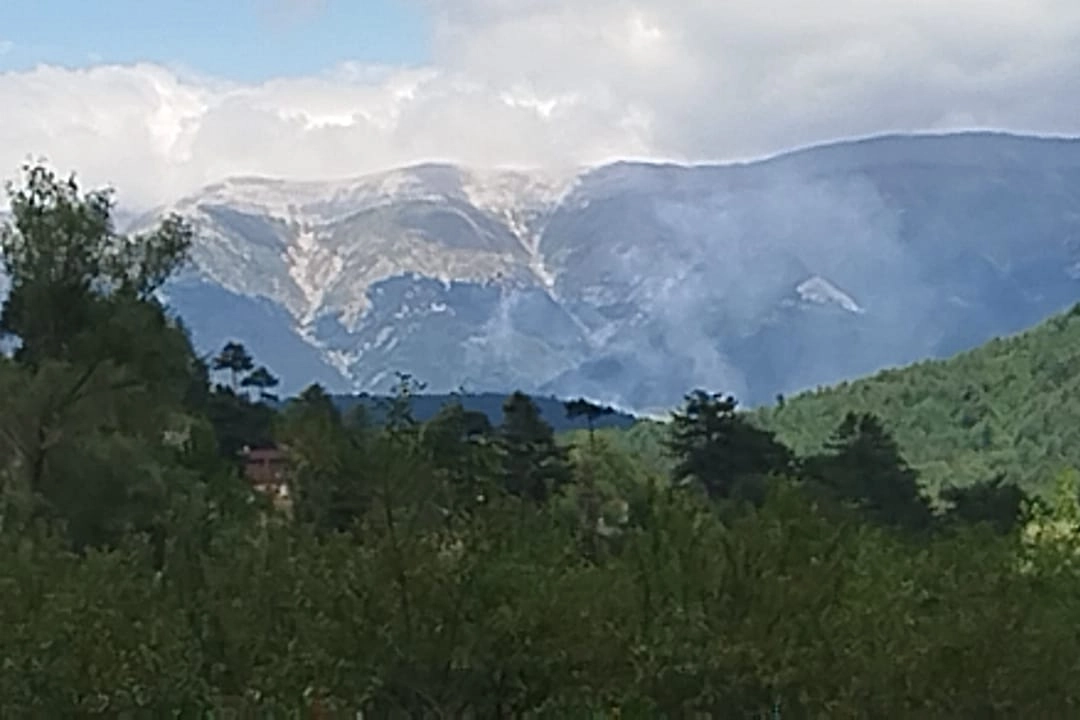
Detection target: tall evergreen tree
<box><xmin>240</xmin><ymin>365</ymin><xmax>280</xmax><ymax>403</ymax></box>
<box><xmin>564</xmin><ymin>397</ymin><xmax>617</xmax><ymax>552</ymax></box>
<box><xmin>565</xmin><ymin>397</ymin><xmax>616</xmax><ymax>448</ymax></box>
<box><xmin>666</xmin><ymin>390</ymin><xmax>794</xmax><ymax>503</ymax></box>
<box><xmin>941</xmin><ymin>474</ymin><xmax>1027</xmax><ymax>535</ymax></box>
<box><xmin>804</xmin><ymin>412</ymin><xmax>934</xmax><ymax>532</ymax></box>
<box><xmin>212</xmin><ymin>341</ymin><xmax>254</xmax><ymax>392</ymax></box>
<box><xmin>422</xmin><ymin>400</ymin><xmax>497</xmax><ymax>514</ymax></box>
<box><xmin>498</xmin><ymin>391</ymin><xmax>571</xmax><ymax>504</ymax></box>
<box><xmin>276</xmin><ymin>383</ymin><xmax>369</xmax><ymax>533</ymax></box>
<box><xmin>204</xmin><ymin>350</ymin><xmax>279</xmax><ymax>461</ymax></box>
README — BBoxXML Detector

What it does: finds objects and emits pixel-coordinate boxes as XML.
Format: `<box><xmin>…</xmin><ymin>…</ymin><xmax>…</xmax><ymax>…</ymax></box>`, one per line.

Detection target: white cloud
<box><xmin>2</xmin><ymin>0</ymin><xmax>1080</xmax><ymax>208</ymax></box>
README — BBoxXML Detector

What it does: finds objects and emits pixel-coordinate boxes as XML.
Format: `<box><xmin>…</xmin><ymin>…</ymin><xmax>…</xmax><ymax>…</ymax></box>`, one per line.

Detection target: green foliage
<box><xmin>803</xmin><ymin>412</ymin><xmax>935</xmax><ymax>532</ymax></box>
<box><xmin>12</xmin><ymin>461</ymin><xmax>1080</xmax><ymax>716</ymax></box>
<box><xmin>211</xmin><ymin>340</ymin><xmax>254</xmax><ymax>392</ymax></box>
<box><xmin>754</xmin><ymin>303</ymin><xmax>1080</xmax><ymax>497</ymax></box>
<box><xmin>240</xmin><ymin>364</ymin><xmax>279</xmax><ymax>402</ymax></box>
<box><xmin>0</xmin><ymin>164</ymin><xmax>209</xmax><ymax>552</ymax></box>
<box><xmin>497</xmin><ymin>390</ymin><xmax>572</xmax><ymax>504</ymax></box>
<box><xmin>1021</xmin><ymin>468</ymin><xmax>1080</xmax><ymax>573</ymax></box>
<box><xmin>200</xmin><ymin>341</ymin><xmax>283</xmax><ymax>463</ymax></box>
<box><xmin>276</xmin><ymin>383</ymin><xmax>370</xmax><ymax>533</ymax></box>
<box><xmin>0</xmin><ymin>164</ymin><xmax>191</xmax><ymax>366</ymax></box>
<box><xmin>666</xmin><ymin>390</ymin><xmax>793</xmax><ymax>504</ymax></box>
<box><xmin>202</xmin><ymin>387</ymin><xmax>276</xmax><ymax>461</ymax></box>
<box><xmin>941</xmin><ymin>474</ymin><xmax>1026</xmax><ymax>535</ymax></box>
<box><xmin>8</xmin><ymin>161</ymin><xmax>1080</xmax><ymax>715</ymax></box>
<box><xmin>564</xmin><ymin>396</ymin><xmax>616</xmax><ymax>440</ymax></box>
<box><xmin>0</xmin><ymin>351</ymin><xmax>205</xmax><ymax>550</ymax></box>
<box><xmin>420</xmin><ymin>398</ymin><xmax>499</xmax><ymax>514</ymax></box>
<box><xmin>337</xmin><ymin>390</ymin><xmax>636</xmax><ymax>433</ymax></box>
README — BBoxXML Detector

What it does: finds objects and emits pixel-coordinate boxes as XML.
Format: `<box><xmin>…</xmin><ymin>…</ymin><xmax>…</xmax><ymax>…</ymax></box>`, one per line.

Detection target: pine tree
<box><xmin>498</xmin><ymin>391</ymin><xmax>571</xmax><ymax>504</ymax></box>
<box><xmin>805</xmin><ymin>412</ymin><xmax>933</xmax><ymax>532</ymax></box>
<box><xmin>564</xmin><ymin>397</ymin><xmax>617</xmax><ymax>550</ymax></box>
<box><xmin>422</xmin><ymin>400</ymin><xmax>497</xmax><ymax>513</ymax></box>
<box><xmin>564</xmin><ymin>397</ymin><xmax>616</xmax><ymax>448</ymax></box>
<box><xmin>941</xmin><ymin>474</ymin><xmax>1027</xmax><ymax>534</ymax></box>
<box><xmin>212</xmin><ymin>341</ymin><xmax>254</xmax><ymax>392</ymax></box>
<box><xmin>666</xmin><ymin>390</ymin><xmax>794</xmax><ymax>503</ymax></box>
<box><xmin>276</xmin><ymin>383</ymin><xmax>369</xmax><ymax>532</ymax></box>
<box><xmin>240</xmin><ymin>365</ymin><xmax>280</xmax><ymax>403</ymax></box>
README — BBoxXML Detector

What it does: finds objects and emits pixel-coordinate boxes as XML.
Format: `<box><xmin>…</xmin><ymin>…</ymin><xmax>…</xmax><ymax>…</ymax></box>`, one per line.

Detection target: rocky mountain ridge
<box><xmin>125</xmin><ymin>132</ymin><xmax>1080</xmax><ymax>412</ymax></box>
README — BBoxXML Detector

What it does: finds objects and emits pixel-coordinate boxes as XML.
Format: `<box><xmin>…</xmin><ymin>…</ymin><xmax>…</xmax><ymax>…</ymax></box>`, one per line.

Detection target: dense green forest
<box><xmin>4</xmin><ymin>164</ymin><xmax>1080</xmax><ymax>716</ymax></box>
<box><xmin>597</xmin><ymin>301</ymin><xmax>1080</xmax><ymax>504</ymax></box>
<box><xmin>749</xmin><ymin>307</ymin><xmax>1080</xmax><ymax>499</ymax></box>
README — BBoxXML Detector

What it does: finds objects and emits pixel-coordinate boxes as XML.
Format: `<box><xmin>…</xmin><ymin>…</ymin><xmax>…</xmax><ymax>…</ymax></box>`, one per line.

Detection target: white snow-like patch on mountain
<box><xmin>461</xmin><ymin>168</ymin><xmax>576</xmax><ymax>292</ymax></box>
<box><xmin>461</xmin><ymin>167</ymin><xmax>574</xmax><ymax>214</ymax></box>
<box><xmin>286</xmin><ymin>228</ymin><xmax>344</xmax><ymax>324</ymax></box>
<box><xmin>796</xmin><ymin>276</ymin><xmax>865</xmax><ymax>314</ymax></box>
<box><xmin>163</xmin><ymin>164</ymin><xmax>576</xmax><ymax>332</ymax></box>
<box><xmin>173</xmin><ymin>164</ymin><xmax>578</xmax><ymax>228</ymax></box>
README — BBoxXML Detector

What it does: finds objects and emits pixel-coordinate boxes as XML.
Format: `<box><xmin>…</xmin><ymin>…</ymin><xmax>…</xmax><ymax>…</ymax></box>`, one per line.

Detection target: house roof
<box><xmin>242</xmin><ymin>446</ymin><xmax>285</xmax><ymax>460</ymax></box>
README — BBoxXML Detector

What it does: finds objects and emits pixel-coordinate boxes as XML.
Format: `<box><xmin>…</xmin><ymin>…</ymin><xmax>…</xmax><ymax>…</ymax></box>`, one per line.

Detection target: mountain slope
<box><xmin>149</xmin><ymin>132</ymin><xmax>1080</xmax><ymax>412</ymax></box>
<box><xmin>752</xmin><ymin>303</ymin><xmax>1080</xmax><ymax>496</ymax></box>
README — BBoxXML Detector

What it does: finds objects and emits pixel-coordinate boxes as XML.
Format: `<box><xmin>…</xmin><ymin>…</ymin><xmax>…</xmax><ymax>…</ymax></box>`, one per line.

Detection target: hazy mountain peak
<box><xmin>137</xmin><ymin>132</ymin><xmax>1080</xmax><ymax>411</ymax></box>
<box><xmin>173</xmin><ymin>162</ymin><xmax>578</xmax><ymax>224</ymax></box>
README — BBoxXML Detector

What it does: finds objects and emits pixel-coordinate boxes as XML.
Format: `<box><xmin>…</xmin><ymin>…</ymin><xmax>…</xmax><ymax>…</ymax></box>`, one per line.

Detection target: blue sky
<box><xmin>0</xmin><ymin>0</ymin><xmax>431</xmax><ymax>81</ymax></box>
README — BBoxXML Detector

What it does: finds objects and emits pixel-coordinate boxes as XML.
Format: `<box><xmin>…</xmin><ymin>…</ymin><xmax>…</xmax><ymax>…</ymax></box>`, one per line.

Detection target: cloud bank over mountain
<box><xmin>3</xmin><ymin>0</ymin><xmax>1080</xmax><ymax>207</ymax></box>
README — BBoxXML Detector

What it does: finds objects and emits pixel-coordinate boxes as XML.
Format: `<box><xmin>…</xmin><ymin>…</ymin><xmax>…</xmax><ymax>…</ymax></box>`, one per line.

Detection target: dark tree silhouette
<box><xmin>804</xmin><ymin>412</ymin><xmax>934</xmax><ymax>532</ymax></box>
<box><xmin>241</xmin><ymin>365</ymin><xmax>280</xmax><ymax>403</ymax></box>
<box><xmin>212</xmin><ymin>341</ymin><xmax>254</xmax><ymax>392</ymax></box>
<box><xmin>666</xmin><ymin>390</ymin><xmax>794</xmax><ymax>503</ymax></box>
<box><xmin>422</xmin><ymin>401</ymin><xmax>496</xmax><ymax>513</ymax></box>
<box><xmin>498</xmin><ymin>391</ymin><xmax>571</xmax><ymax>504</ymax></box>
<box><xmin>563</xmin><ymin>397</ymin><xmax>618</xmax><ymax>556</ymax></box>
<box><xmin>276</xmin><ymin>383</ymin><xmax>369</xmax><ymax>533</ymax></box>
<box><xmin>564</xmin><ymin>397</ymin><xmax>616</xmax><ymax>447</ymax></box>
<box><xmin>941</xmin><ymin>474</ymin><xmax>1027</xmax><ymax>535</ymax></box>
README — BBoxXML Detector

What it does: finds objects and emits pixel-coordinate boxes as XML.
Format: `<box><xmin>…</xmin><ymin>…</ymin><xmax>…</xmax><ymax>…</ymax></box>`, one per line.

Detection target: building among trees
<box><xmin>241</xmin><ymin>446</ymin><xmax>292</xmax><ymax>511</ymax></box>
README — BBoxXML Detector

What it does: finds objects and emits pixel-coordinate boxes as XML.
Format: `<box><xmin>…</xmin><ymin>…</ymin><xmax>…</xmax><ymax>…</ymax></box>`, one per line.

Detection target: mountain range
<box><xmin>123</xmin><ymin>132</ymin><xmax>1080</xmax><ymax>413</ymax></box>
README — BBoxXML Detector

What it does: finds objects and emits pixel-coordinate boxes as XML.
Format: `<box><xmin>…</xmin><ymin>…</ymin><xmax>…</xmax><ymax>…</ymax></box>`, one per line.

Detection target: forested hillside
<box><xmin>750</xmin><ymin>305</ymin><xmax>1080</xmax><ymax>498</ymax></box>
<box><xmin>5</xmin><ymin>164</ymin><xmax>1080</xmax><ymax>715</ymax></box>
